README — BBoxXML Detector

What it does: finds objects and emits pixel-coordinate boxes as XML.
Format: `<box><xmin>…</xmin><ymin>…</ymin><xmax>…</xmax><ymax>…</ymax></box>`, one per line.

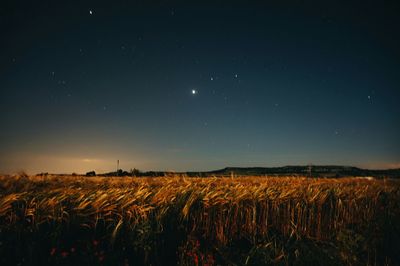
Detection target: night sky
<box><xmin>1</xmin><ymin>1</ymin><xmax>399</xmax><ymax>174</ymax></box>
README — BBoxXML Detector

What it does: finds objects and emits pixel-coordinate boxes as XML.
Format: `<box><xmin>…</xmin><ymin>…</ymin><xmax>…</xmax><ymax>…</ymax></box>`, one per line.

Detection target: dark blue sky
<box><xmin>1</xmin><ymin>1</ymin><xmax>399</xmax><ymax>173</ymax></box>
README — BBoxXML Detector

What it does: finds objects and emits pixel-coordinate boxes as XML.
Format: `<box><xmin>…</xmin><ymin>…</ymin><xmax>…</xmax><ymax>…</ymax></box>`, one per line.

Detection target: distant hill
<box><xmin>93</xmin><ymin>165</ymin><xmax>400</xmax><ymax>178</ymax></box>
<box><xmin>193</xmin><ymin>166</ymin><xmax>400</xmax><ymax>178</ymax></box>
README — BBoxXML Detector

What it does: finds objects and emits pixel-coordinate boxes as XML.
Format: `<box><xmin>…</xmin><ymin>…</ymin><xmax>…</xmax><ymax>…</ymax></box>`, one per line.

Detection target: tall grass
<box><xmin>0</xmin><ymin>174</ymin><xmax>399</xmax><ymax>265</ymax></box>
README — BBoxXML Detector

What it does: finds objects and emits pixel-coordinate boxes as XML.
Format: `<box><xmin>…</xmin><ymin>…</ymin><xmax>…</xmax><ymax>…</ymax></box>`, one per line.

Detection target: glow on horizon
<box><xmin>0</xmin><ymin>151</ymin><xmax>399</xmax><ymax>175</ymax></box>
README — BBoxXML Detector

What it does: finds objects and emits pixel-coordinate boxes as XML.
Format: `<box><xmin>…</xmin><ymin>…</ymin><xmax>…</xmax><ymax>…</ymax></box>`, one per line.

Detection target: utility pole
<box><xmin>117</xmin><ymin>160</ymin><xmax>119</xmax><ymax>176</ymax></box>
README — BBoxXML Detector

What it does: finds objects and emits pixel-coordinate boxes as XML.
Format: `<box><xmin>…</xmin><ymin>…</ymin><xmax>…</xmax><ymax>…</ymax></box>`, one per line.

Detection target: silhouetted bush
<box><xmin>86</xmin><ymin>171</ymin><xmax>96</xmax><ymax>177</ymax></box>
<box><xmin>130</xmin><ymin>168</ymin><xmax>141</xmax><ymax>177</ymax></box>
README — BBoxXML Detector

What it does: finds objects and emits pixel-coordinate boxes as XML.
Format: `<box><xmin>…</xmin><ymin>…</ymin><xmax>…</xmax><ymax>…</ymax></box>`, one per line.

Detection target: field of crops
<box><xmin>0</xmin><ymin>174</ymin><xmax>399</xmax><ymax>265</ymax></box>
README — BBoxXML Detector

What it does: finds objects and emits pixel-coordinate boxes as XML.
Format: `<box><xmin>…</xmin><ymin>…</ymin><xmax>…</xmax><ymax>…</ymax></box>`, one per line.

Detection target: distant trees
<box><xmin>85</xmin><ymin>168</ymin><xmax>142</xmax><ymax>177</ymax></box>
<box><xmin>86</xmin><ymin>171</ymin><xmax>96</xmax><ymax>177</ymax></box>
<box><xmin>130</xmin><ymin>168</ymin><xmax>141</xmax><ymax>177</ymax></box>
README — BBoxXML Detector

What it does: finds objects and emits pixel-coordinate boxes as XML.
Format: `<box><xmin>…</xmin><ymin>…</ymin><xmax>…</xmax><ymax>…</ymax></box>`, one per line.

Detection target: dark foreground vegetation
<box><xmin>0</xmin><ymin>174</ymin><xmax>399</xmax><ymax>265</ymax></box>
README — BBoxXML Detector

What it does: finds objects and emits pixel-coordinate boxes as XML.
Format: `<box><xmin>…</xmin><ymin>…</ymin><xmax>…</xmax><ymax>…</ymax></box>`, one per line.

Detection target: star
<box><xmin>210</xmin><ymin>77</ymin><xmax>214</xmax><ymax>81</ymax></box>
<box><xmin>191</xmin><ymin>89</ymin><xmax>197</xmax><ymax>95</ymax></box>
<box><xmin>89</xmin><ymin>10</ymin><xmax>93</xmax><ymax>15</ymax></box>
<box><xmin>367</xmin><ymin>95</ymin><xmax>371</xmax><ymax>100</ymax></box>
<box><xmin>234</xmin><ymin>74</ymin><xmax>238</xmax><ymax>78</ymax></box>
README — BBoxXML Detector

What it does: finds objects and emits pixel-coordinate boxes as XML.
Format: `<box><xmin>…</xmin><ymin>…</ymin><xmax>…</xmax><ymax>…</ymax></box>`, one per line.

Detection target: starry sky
<box><xmin>1</xmin><ymin>1</ymin><xmax>399</xmax><ymax>174</ymax></box>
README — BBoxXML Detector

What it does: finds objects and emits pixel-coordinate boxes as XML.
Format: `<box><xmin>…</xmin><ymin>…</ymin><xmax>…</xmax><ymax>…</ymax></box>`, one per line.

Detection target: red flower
<box><xmin>61</xmin><ymin>251</ymin><xmax>69</xmax><ymax>258</ymax></box>
<box><xmin>50</xmin><ymin>247</ymin><xmax>57</xmax><ymax>256</ymax></box>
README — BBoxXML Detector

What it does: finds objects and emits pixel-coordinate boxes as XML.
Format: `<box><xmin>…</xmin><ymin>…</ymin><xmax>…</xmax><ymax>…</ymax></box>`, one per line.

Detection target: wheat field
<box><xmin>0</xmin><ymin>174</ymin><xmax>399</xmax><ymax>265</ymax></box>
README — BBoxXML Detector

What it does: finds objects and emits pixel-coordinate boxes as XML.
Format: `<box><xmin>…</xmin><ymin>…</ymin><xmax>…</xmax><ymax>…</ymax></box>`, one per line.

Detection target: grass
<box><xmin>0</xmin><ymin>174</ymin><xmax>399</xmax><ymax>265</ymax></box>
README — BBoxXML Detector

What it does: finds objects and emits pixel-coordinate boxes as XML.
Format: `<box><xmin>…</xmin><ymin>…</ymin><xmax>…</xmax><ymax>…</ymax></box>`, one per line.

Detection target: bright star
<box><xmin>89</xmin><ymin>10</ymin><xmax>93</xmax><ymax>15</ymax></box>
<box><xmin>192</xmin><ymin>89</ymin><xmax>197</xmax><ymax>95</ymax></box>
